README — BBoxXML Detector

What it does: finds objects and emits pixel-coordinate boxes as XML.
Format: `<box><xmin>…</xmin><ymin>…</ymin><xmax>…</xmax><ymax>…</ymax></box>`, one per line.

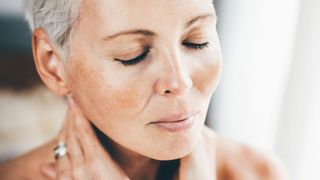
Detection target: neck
<box><xmin>92</xmin><ymin>124</ymin><xmax>163</xmax><ymax>180</ymax></box>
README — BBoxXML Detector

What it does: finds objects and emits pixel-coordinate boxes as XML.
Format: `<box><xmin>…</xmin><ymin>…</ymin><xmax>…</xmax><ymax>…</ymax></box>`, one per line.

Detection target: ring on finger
<box><xmin>54</xmin><ymin>142</ymin><xmax>68</xmax><ymax>160</ymax></box>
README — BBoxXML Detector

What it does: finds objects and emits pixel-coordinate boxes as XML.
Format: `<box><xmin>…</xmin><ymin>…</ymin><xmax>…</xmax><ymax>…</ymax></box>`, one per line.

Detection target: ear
<box><xmin>32</xmin><ymin>28</ymin><xmax>70</xmax><ymax>96</ymax></box>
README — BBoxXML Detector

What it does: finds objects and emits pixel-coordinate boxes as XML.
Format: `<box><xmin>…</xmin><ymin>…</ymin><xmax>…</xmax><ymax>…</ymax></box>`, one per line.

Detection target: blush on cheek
<box><xmin>193</xmin><ymin>60</ymin><xmax>222</xmax><ymax>96</ymax></box>
<box><xmin>111</xmin><ymin>83</ymin><xmax>141</xmax><ymax>109</ymax></box>
<box><xmin>86</xmin><ymin>76</ymin><xmax>144</xmax><ymax>115</ymax></box>
<box><xmin>67</xmin><ymin>57</ymin><xmax>150</xmax><ymax>119</ymax></box>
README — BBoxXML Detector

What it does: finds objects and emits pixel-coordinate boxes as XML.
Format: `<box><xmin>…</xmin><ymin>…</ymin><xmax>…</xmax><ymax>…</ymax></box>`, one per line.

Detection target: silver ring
<box><xmin>54</xmin><ymin>142</ymin><xmax>68</xmax><ymax>160</ymax></box>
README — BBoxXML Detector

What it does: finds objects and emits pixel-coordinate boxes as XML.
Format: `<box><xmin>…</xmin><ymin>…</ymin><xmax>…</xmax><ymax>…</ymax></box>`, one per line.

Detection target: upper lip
<box><xmin>149</xmin><ymin>111</ymin><xmax>199</xmax><ymax>124</ymax></box>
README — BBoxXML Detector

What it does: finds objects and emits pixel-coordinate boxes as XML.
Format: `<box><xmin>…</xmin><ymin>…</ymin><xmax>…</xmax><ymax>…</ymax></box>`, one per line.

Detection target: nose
<box><xmin>154</xmin><ymin>53</ymin><xmax>193</xmax><ymax>97</ymax></box>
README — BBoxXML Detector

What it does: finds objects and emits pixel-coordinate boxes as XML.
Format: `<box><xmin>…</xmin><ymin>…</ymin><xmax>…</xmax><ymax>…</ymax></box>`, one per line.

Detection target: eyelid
<box><xmin>114</xmin><ymin>49</ymin><xmax>148</xmax><ymax>61</ymax></box>
<box><xmin>181</xmin><ymin>21</ymin><xmax>215</xmax><ymax>41</ymax></box>
<box><xmin>114</xmin><ymin>50</ymin><xmax>144</xmax><ymax>61</ymax></box>
<box><xmin>184</xmin><ymin>37</ymin><xmax>210</xmax><ymax>44</ymax></box>
<box><xmin>114</xmin><ymin>48</ymin><xmax>150</xmax><ymax>66</ymax></box>
<box><xmin>112</xmin><ymin>43</ymin><xmax>150</xmax><ymax>60</ymax></box>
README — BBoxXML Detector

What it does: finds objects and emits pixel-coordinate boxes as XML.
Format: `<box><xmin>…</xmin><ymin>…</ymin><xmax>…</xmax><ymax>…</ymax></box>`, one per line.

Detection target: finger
<box><xmin>65</xmin><ymin>111</ymin><xmax>88</xmax><ymax>179</ymax></box>
<box><xmin>68</xmin><ymin>134</ymin><xmax>90</xmax><ymax>179</ymax></box>
<box><xmin>68</xmin><ymin>96</ymin><xmax>129</xmax><ymax>179</ymax></box>
<box><xmin>68</xmin><ymin>97</ymin><xmax>123</xmax><ymax>167</ymax></box>
<box><xmin>55</xmin><ymin>144</ymin><xmax>72</xmax><ymax>180</ymax></box>
<box><xmin>67</xmin><ymin>97</ymin><xmax>106</xmax><ymax>158</ymax></box>
<box><xmin>55</xmin><ymin>112</ymin><xmax>72</xmax><ymax>180</ymax></box>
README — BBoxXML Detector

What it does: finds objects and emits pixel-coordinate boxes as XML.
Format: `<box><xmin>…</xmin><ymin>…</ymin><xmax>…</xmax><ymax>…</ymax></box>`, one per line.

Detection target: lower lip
<box><xmin>150</xmin><ymin>113</ymin><xmax>197</xmax><ymax>133</ymax></box>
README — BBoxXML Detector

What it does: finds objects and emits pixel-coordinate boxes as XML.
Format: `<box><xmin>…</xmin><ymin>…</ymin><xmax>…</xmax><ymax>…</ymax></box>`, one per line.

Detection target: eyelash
<box><xmin>115</xmin><ymin>42</ymin><xmax>210</xmax><ymax>66</ymax></box>
<box><xmin>115</xmin><ymin>49</ymin><xmax>150</xmax><ymax>66</ymax></box>
<box><xmin>183</xmin><ymin>42</ymin><xmax>210</xmax><ymax>50</ymax></box>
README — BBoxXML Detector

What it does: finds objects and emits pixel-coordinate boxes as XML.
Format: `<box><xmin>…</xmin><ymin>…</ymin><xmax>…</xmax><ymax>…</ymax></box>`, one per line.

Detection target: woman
<box><xmin>0</xmin><ymin>0</ymin><xmax>288</xmax><ymax>179</ymax></box>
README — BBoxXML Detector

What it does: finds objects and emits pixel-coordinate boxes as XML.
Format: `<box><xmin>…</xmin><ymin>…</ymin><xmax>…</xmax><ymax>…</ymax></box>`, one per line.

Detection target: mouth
<box><xmin>148</xmin><ymin>111</ymin><xmax>200</xmax><ymax>132</ymax></box>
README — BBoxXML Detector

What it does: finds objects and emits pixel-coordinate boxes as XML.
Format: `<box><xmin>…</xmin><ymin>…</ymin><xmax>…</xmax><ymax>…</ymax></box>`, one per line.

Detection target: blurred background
<box><xmin>0</xmin><ymin>0</ymin><xmax>319</xmax><ymax>179</ymax></box>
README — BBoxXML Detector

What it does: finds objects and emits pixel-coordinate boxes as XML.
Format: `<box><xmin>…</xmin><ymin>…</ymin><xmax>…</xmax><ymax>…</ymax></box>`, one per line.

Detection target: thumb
<box><xmin>40</xmin><ymin>163</ymin><xmax>57</xmax><ymax>179</ymax></box>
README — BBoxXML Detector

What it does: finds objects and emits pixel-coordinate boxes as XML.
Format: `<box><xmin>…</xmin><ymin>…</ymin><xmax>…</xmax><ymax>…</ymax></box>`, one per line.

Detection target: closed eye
<box><xmin>183</xmin><ymin>42</ymin><xmax>210</xmax><ymax>49</ymax></box>
<box><xmin>114</xmin><ymin>42</ymin><xmax>209</xmax><ymax>67</ymax></box>
<box><xmin>114</xmin><ymin>49</ymin><xmax>150</xmax><ymax>66</ymax></box>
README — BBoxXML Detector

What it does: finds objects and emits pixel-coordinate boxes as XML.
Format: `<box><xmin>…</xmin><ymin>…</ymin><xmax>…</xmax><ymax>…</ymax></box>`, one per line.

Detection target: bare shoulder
<box><xmin>215</xmin><ymin>136</ymin><xmax>289</xmax><ymax>180</ymax></box>
<box><xmin>0</xmin><ymin>139</ymin><xmax>57</xmax><ymax>180</ymax></box>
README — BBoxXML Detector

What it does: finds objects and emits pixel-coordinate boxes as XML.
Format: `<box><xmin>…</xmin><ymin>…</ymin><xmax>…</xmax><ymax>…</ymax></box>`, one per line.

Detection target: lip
<box><xmin>148</xmin><ymin>111</ymin><xmax>199</xmax><ymax>132</ymax></box>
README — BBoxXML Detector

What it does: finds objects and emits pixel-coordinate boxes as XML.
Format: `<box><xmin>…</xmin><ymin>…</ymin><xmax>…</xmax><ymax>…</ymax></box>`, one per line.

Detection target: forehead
<box><xmin>78</xmin><ymin>0</ymin><xmax>215</xmax><ymax>37</ymax></box>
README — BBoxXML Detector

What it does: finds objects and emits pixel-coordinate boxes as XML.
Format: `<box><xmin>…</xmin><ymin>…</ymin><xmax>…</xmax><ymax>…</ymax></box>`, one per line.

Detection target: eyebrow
<box><xmin>184</xmin><ymin>13</ymin><xmax>215</xmax><ymax>29</ymax></box>
<box><xmin>103</xmin><ymin>29</ymin><xmax>155</xmax><ymax>41</ymax></box>
<box><xmin>103</xmin><ymin>13</ymin><xmax>215</xmax><ymax>41</ymax></box>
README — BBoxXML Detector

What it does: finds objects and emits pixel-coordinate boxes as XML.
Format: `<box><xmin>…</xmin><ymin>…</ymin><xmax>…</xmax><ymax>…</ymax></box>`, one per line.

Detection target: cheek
<box><xmin>66</xmin><ymin>60</ymin><xmax>146</xmax><ymax>121</ymax></box>
<box><xmin>193</xmin><ymin>50</ymin><xmax>223</xmax><ymax>96</ymax></box>
<box><xmin>109</xmin><ymin>79</ymin><xmax>143</xmax><ymax>109</ymax></box>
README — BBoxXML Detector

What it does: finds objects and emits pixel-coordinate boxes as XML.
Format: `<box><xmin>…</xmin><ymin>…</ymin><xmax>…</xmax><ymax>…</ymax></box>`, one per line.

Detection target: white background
<box><xmin>211</xmin><ymin>0</ymin><xmax>320</xmax><ymax>179</ymax></box>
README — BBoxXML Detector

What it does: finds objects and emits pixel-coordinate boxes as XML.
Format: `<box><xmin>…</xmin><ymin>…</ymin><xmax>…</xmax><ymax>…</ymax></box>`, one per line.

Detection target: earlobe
<box><xmin>32</xmin><ymin>28</ymin><xmax>70</xmax><ymax>96</ymax></box>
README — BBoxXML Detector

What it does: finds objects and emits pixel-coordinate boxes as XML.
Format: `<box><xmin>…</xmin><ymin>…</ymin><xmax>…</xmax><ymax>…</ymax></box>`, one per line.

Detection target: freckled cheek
<box><xmin>109</xmin><ymin>84</ymin><xmax>142</xmax><ymax>110</ymax></box>
<box><xmin>66</xmin><ymin>58</ymin><xmax>153</xmax><ymax>125</ymax></box>
<box><xmin>69</xmin><ymin>69</ymin><xmax>146</xmax><ymax>119</ymax></box>
<box><xmin>193</xmin><ymin>53</ymin><xmax>223</xmax><ymax>96</ymax></box>
<box><xmin>89</xmin><ymin>81</ymin><xmax>150</xmax><ymax>127</ymax></box>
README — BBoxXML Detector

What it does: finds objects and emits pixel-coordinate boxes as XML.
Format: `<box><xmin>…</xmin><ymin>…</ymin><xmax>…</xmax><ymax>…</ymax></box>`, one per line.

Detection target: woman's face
<box><xmin>65</xmin><ymin>0</ymin><xmax>222</xmax><ymax>160</ymax></box>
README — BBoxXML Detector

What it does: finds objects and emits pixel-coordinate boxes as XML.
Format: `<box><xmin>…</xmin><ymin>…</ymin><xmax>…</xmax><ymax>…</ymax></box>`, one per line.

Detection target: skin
<box><xmin>0</xmin><ymin>0</ymin><xmax>289</xmax><ymax>179</ymax></box>
<box><xmin>65</xmin><ymin>0</ymin><xmax>221</xmax><ymax>162</ymax></box>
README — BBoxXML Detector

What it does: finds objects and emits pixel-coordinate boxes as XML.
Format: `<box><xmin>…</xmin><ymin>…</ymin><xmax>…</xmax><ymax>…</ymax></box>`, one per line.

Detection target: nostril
<box><xmin>164</xmin><ymin>90</ymin><xmax>171</xmax><ymax>94</ymax></box>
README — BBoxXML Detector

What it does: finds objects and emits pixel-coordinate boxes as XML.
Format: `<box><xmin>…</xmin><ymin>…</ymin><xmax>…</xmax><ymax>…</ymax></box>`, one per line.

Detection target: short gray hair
<box><xmin>22</xmin><ymin>0</ymin><xmax>81</xmax><ymax>59</ymax></box>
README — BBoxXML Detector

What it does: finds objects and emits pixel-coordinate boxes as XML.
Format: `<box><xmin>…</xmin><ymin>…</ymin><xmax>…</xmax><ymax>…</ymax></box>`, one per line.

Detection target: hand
<box><xmin>41</xmin><ymin>96</ymin><xmax>129</xmax><ymax>180</ymax></box>
<box><xmin>176</xmin><ymin>127</ymin><xmax>217</xmax><ymax>180</ymax></box>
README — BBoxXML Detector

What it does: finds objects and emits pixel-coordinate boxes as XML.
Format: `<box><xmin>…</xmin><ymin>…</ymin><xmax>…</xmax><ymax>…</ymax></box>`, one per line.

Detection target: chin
<box><xmin>152</xmin><ymin>138</ymin><xmax>199</xmax><ymax>161</ymax></box>
<box><xmin>144</xmin><ymin>114</ymin><xmax>205</xmax><ymax>161</ymax></box>
<box><xmin>147</xmin><ymin>127</ymin><xmax>203</xmax><ymax>161</ymax></box>
<box><xmin>152</xmin><ymin>145</ymin><xmax>196</xmax><ymax>161</ymax></box>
